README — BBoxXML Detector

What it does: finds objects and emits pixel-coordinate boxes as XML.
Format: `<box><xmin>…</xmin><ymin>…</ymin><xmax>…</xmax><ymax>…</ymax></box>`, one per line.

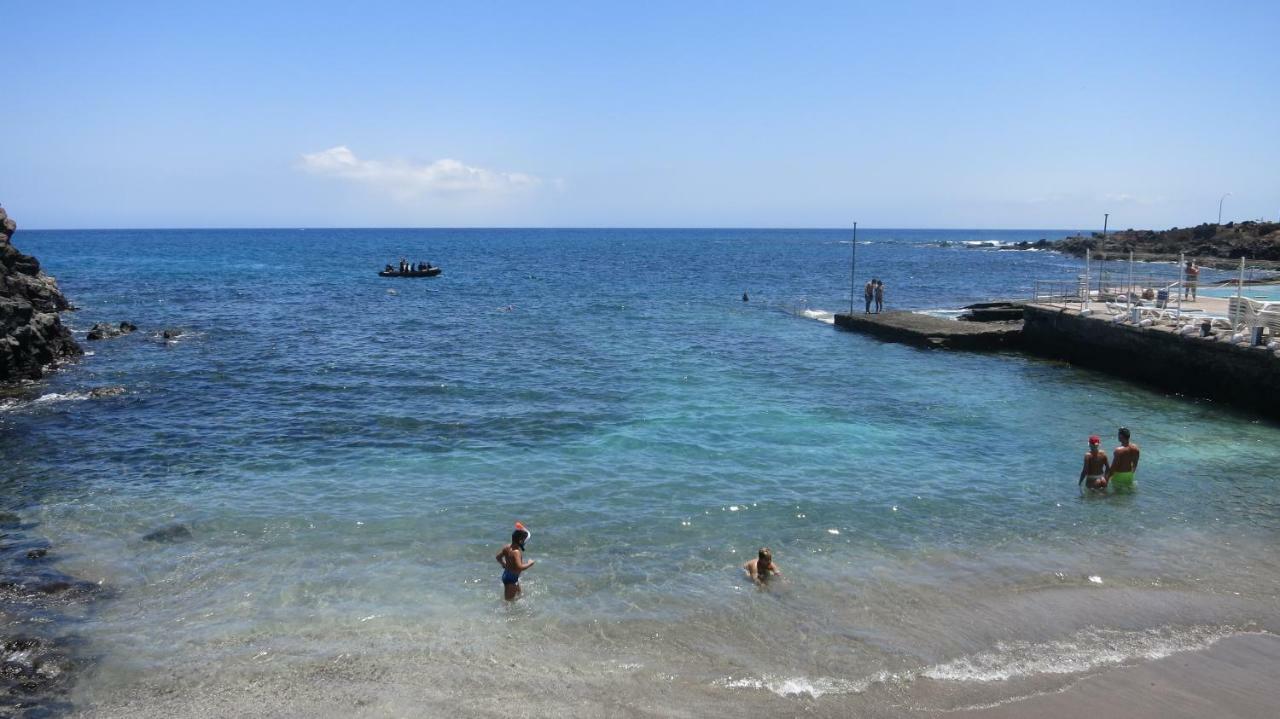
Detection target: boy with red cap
<box><xmin>1079</xmin><ymin>435</ymin><xmax>1110</xmax><ymax>492</ymax></box>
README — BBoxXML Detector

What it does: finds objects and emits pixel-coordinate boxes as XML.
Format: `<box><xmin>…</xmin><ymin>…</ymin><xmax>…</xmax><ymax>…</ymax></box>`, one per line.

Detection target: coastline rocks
<box><xmin>141</xmin><ymin>523</ymin><xmax>192</xmax><ymax>543</ymax></box>
<box><xmin>87</xmin><ymin>386</ymin><xmax>126</xmax><ymax>399</ymax></box>
<box><xmin>160</xmin><ymin>327</ymin><xmax>182</xmax><ymax>340</ymax></box>
<box><xmin>86</xmin><ymin>321</ymin><xmax>137</xmax><ymax>341</ymax></box>
<box><xmin>0</xmin><ymin>206</ymin><xmax>81</xmax><ymax>383</ymax></box>
<box><xmin>0</xmin><ymin>515</ymin><xmax>94</xmax><ymax>716</ymax></box>
<box><xmin>1055</xmin><ymin>221</ymin><xmax>1280</xmax><ymax>263</ymax></box>
<box><xmin>0</xmin><ymin>635</ymin><xmax>74</xmax><ymax>715</ymax></box>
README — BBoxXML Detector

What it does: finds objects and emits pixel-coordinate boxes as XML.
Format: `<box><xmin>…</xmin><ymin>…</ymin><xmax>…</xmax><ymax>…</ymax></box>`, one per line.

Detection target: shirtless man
<box><xmin>1105</xmin><ymin>427</ymin><xmax>1140</xmax><ymax>493</ymax></box>
<box><xmin>743</xmin><ymin>547</ymin><xmax>782</xmax><ymax>586</ymax></box>
<box><xmin>495</xmin><ymin>523</ymin><xmax>535</xmax><ymax>601</ymax></box>
<box><xmin>864</xmin><ymin>280</ymin><xmax>875</xmax><ymax>314</ymax></box>
<box><xmin>1184</xmin><ymin>260</ymin><xmax>1199</xmax><ymax>300</ymax></box>
<box><xmin>1078</xmin><ymin>435</ymin><xmax>1110</xmax><ymax>492</ymax></box>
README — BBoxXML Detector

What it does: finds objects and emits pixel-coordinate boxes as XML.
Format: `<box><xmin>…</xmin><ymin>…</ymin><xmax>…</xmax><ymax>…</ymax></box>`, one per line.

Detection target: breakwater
<box><xmin>832</xmin><ymin>310</ymin><xmax>1022</xmax><ymax>350</ymax></box>
<box><xmin>1020</xmin><ymin>304</ymin><xmax>1280</xmax><ymax>421</ymax></box>
<box><xmin>834</xmin><ymin>303</ymin><xmax>1280</xmax><ymax>421</ymax></box>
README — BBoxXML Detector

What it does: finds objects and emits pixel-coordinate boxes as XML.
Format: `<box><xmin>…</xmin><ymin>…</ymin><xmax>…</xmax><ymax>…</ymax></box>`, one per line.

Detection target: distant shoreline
<box><xmin>1054</xmin><ymin>221</ymin><xmax>1280</xmax><ymax>269</ymax></box>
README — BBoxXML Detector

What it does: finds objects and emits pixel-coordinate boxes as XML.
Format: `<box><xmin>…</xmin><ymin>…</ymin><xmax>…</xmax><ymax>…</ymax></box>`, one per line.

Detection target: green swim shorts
<box><xmin>1110</xmin><ymin>471</ymin><xmax>1136</xmax><ymax>492</ymax></box>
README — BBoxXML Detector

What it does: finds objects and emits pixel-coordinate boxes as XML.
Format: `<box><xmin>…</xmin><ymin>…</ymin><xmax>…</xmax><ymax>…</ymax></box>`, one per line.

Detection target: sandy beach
<box><xmin>958</xmin><ymin>633</ymin><xmax>1280</xmax><ymax>719</ymax></box>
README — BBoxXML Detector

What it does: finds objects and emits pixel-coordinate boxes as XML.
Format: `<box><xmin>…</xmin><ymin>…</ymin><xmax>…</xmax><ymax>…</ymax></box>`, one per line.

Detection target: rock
<box><xmin>141</xmin><ymin>524</ymin><xmax>192</xmax><ymax>543</ymax></box>
<box><xmin>160</xmin><ymin>328</ymin><xmax>182</xmax><ymax>340</ymax></box>
<box><xmin>86</xmin><ymin>321</ymin><xmax>136</xmax><ymax>341</ymax></box>
<box><xmin>87</xmin><ymin>386</ymin><xmax>125</xmax><ymax>399</ymax></box>
<box><xmin>25</xmin><ymin>549</ymin><xmax>47</xmax><ymax>560</ymax></box>
<box><xmin>0</xmin><ymin>208</ymin><xmax>81</xmax><ymax>383</ymax></box>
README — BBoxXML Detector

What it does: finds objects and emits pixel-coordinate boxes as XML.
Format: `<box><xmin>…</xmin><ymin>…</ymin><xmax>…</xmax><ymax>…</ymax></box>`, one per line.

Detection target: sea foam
<box><xmin>921</xmin><ymin>625</ymin><xmax>1243</xmax><ymax>683</ymax></box>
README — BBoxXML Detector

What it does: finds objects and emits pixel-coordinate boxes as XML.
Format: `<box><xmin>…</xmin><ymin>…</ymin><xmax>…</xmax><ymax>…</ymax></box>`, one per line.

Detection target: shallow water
<box><xmin>3</xmin><ymin>228</ymin><xmax>1278</xmax><ymax>716</ymax></box>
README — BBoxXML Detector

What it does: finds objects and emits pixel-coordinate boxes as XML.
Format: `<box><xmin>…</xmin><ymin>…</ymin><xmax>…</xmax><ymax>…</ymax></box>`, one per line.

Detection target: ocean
<box><xmin>3</xmin><ymin>228</ymin><xmax>1278</xmax><ymax>716</ymax></box>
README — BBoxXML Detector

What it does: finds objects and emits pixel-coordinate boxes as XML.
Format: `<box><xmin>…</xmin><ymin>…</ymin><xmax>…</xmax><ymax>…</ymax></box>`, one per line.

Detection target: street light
<box><xmin>1218</xmin><ymin>193</ymin><xmax>1231</xmax><ymax>224</ymax></box>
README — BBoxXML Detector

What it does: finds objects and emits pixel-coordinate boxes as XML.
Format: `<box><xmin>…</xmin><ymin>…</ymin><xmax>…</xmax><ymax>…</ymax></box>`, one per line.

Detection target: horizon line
<box><xmin>18</xmin><ymin>225</ymin><xmax>1089</xmax><ymax>233</ymax></box>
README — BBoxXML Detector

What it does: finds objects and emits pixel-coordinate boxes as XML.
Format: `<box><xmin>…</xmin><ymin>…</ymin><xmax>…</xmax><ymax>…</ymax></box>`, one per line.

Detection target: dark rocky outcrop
<box><xmin>0</xmin><ymin>206</ymin><xmax>81</xmax><ymax>383</ymax></box>
<box><xmin>86</xmin><ymin>321</ymin><xmax>136</xmax><ymax>341</ymax></box>
<box><xmin>1055</xmin><ymin>222</ymin><xmax>1280</xmax><ymax>266</ymax></box>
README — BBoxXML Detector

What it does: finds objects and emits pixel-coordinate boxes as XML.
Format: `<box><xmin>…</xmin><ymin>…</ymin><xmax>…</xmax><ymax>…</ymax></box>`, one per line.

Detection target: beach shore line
<box><xmin>956</xmin><ymin>632</ymin><xmax>1280</xmax><ymax>719</ymax></box>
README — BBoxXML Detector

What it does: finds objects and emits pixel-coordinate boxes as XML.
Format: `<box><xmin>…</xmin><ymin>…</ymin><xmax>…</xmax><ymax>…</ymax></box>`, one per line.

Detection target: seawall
<box><xmin>1021</xmin><ymin>304</ymin><xmax>1280</xmax><ymax>421</ymax></box>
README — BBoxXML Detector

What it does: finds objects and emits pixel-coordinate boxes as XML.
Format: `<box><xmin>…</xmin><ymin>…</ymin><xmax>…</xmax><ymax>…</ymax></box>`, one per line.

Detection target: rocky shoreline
<box><xmin>1055</xmin><ymin>221</ymin><xmax>1280</xmax><ymax>268</ymax></box>
<box><xmin>1</xmin><ymin>207</ymin><xmax>99</xmax><ymax>716</ymax></box>
<box><xmin>0</xmin><ymin>207</ymin><xmax>81</xmax><ymax>383</ymax></box>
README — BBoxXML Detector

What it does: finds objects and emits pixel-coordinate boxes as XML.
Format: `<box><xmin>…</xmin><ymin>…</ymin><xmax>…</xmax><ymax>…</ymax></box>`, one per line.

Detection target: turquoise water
<box><xmin>1201</xmin><ymin>284</ymin><xmax>1280</xmax><ymax>302</ymax></box>
<box><xmin>4</xmin><ymin>229</ymin><xmax>1279</xmax><ymax>715</ymax></box>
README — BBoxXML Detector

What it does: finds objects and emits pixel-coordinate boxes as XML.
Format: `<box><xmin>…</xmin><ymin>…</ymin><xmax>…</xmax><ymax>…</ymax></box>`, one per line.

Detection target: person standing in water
<box><xmin>1106</xmin><ymin>427</ymin><xmax>1140</xmax><ymax>493</ymax></box>
<box><xmin>874</xmin><ymin>279</ymin><xmax>885</xmax><ymax>313</ymax></box>
<box><xmin>1078</xmin><ymin>435</ymin><xmax>1110</xmax><ymax>492</ymax></box>
<box><xmin>864</xmin><ymin>280</ymin><xmax>875</xmax><ymax>314</ymax></box>
<box><xmin>743</xmin><ymin>547</ymin><xmax>782</xmax><ymax>586</ymax></box>
<box><xmin>496</xmin><ymin>522</ymin><xmax>535</xmax><ymax>601</ymax></box>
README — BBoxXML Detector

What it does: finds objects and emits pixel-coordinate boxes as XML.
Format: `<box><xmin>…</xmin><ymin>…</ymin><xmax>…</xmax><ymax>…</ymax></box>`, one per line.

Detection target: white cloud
<box><xmin>299</xmin><ymin>146</ymin><xmax>542</xmax><ymax>200</ymax></box>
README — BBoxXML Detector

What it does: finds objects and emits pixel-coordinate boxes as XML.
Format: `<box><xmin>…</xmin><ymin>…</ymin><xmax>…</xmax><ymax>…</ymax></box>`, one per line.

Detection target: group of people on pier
<box><xmin>864</xmin><ymin>278</ymin><xmax>885</xmax><ymax>313</ymax></box>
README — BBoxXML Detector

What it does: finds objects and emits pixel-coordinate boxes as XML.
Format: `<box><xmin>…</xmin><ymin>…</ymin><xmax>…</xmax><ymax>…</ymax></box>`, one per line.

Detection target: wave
<box><xmin>717</xmin><ymin>672</ymin><xmax>892</xmax><ymax>698</ymax></box>
<box><xmin>920</xmin><ymin>625</ymin><xmax>1243</xmax><ymax>683</ymax></box>
<box><xmin>32</xmin><ymin>392</ymin><xmax>91</xmax><ymax>404</ymax></box>
<box><xmin>799</xmin><ymin>308</ymin><xmax>835</xmax><ymax>325</ymax></box>
<box><xmin>715</xmin><ymin>626</ymin><xmax>1252</xmax><ymax>700</ymax></box>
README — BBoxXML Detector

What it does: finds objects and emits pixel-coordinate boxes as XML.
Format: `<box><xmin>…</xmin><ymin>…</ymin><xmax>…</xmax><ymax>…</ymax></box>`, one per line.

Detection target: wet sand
<box><xmin>956</xmin><ymin>633</ymin><xmax>1280</xmax><ymax>719</ymax></box>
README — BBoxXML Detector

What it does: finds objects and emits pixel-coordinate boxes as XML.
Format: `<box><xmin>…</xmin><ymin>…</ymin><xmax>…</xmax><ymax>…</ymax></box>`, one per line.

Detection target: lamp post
<box><xmin>848</xmin><ymin>222</ymin><xmax>857</xmax><ymax>316</ymax></box>
<box><xmin>1218</xmin><ymin>193</ymin><xmax>1231</xmax><ymax>224</ymax></box>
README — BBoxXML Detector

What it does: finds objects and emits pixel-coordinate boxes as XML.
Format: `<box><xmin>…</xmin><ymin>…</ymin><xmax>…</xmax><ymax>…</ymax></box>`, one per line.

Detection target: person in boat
<box><xmin>426</xmin><ymin>262</ymin><xmax>432</xmax><ymax>270</ymax></box>
<box><xmin>384</xmin><ymin>264</ymin><xmax>394</xmax><ymax>273</ymax></box>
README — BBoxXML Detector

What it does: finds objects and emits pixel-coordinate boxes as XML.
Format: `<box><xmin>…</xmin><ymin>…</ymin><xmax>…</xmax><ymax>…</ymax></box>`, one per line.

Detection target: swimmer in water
<box><xmin>743</xmin><ymin>547</ymin><xmax>782</xmax><ymax>586</ymax></box>
<box><xmin>1106</xmin><ymin>427</ymin><xmax>1140</xmax><ymax>493</ymax></box>
<box><xmin>1078</xmin><ymin>434</ymin><xmax>1110</xmax><ymax>492</ymax></box>
<box><xmin>495</xmin><ymin>522</ymin><xmax>534</xmax><ymax>601</ymax></box>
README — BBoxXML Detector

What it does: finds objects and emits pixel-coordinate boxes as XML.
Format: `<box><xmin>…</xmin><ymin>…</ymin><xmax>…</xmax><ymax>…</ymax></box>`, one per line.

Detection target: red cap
<box><xmin>1088</xmin><ymin>435</ymin><xmax>1100</xmax><ymax>445</ymax></box>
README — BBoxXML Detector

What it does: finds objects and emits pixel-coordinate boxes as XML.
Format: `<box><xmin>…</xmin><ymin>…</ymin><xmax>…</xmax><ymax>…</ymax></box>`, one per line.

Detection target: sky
<box><xmin>3</xmin><ymin>1</ymin><xmax>1279</xmax><ymax>230</ymax></box>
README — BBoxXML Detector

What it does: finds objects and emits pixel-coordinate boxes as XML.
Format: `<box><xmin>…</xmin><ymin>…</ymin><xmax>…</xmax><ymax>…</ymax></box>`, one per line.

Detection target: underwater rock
<box><xmin>141</xmin><ymin>524</ymin><xmax>192</xmax><ymax>543</ymax></box>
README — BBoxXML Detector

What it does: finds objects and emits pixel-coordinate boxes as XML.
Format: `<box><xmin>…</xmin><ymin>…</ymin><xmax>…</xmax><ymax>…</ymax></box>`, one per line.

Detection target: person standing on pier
<box><xmin>874</xmin><ymin>280</ymin><xmax>885</xmax><ymax>313</ymax></box>
<box><xmin>1106</xmin><ymin>427</ymin><xmax>1140</xmax><ymax>493</ymax></box>
<box><xmin>864</xmin><ymin>280</ymin><xmax>875</xmax><ymax>313</ymax></box>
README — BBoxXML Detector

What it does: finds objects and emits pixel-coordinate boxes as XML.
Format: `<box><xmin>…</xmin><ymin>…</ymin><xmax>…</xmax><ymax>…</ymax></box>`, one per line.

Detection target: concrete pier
<box><xmin>832</xmin><ymin>299</ymin><xmax>1280</xmax><ymax>420</ymax></box>
<box><xmin>833</xmin><ymin>310</ymin><xmax>1022</xmax><ymax>350</ymax></box>
<box><xmin>1021</xmin><ymin>303</ymin><xmax>1280</xmax><ymax>420</ymax></box>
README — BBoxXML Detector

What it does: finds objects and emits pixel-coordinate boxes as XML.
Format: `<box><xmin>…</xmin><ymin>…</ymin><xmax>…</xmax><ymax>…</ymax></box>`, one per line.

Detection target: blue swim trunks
<box><xmin>501</xmin><ymin>569</ymin><xmax>520</xmax><ymax>585</ymax></box>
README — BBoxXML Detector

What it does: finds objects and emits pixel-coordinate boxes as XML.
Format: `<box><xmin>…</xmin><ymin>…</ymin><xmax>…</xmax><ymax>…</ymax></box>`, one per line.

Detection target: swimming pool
<box><xmin>1201</xmin><ymin>284</ymin><xmax>1280</xmax><ymax>302</ymax></box>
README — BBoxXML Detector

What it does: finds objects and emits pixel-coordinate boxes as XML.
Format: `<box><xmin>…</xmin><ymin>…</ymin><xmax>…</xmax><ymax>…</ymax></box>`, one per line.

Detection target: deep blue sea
<box><xmin>4</xmin><ymin>228</ymin><xmax>1278</xmax><ymax>716</ymax></box>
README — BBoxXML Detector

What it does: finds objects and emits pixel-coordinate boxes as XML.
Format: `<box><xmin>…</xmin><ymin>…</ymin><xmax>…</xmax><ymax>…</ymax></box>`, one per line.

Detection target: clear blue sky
<box><xmin>4</xmin><ymin>1</ymin><xmax>1278</xmax><ymax>229</ymax></box>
